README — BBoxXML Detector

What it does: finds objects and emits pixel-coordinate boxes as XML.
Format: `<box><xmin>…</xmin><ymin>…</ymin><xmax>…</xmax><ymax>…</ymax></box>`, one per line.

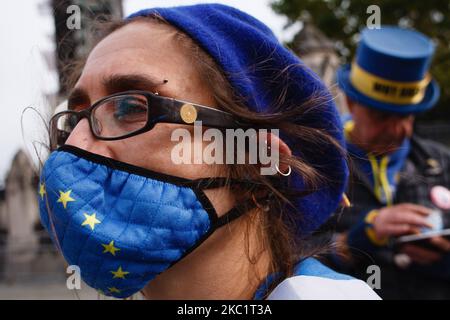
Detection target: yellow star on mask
<box><xmin>81</xmin><ymin>213</ymin><xmax>101</xmax><ymax>230</ymax></box>
<box><xmin>108</xmin><ymin>287</ymin><xmax>121</xmax><ymax>294</ymax></box>
<box><xmin>102</xmin><ymin>240</ymin><xmax>120</xmax><ymax>256</ymax></box>
<box><xmin>111</xmin><ymin>266</ymin><xmax>130</xmax><ymax>279</ymax></box>
<box><xmin>38</xmin><ymin>183</ymin><xmax>46</xmax><ymax>200</ymax></box>
<box><xmin>57</xmin><ymin>190</ymin><xmax>75</xmax><ymax>209</ymax></box>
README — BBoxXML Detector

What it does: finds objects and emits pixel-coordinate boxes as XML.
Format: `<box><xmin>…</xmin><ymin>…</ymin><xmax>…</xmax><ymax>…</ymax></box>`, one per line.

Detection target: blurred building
<box><xmin>291</xmin><ymin>22</ymin><xmax>347</xmax><ymax>114</ymax></box>
<box><xmin>0</xmin><ymin>188</ymin><xmax>6</xmax><ymax>283</ymax></box>
<box><xmin>52</xmin><ymin>0</ymin><xmax>123</xmax><ymax>97</ymax></box>
<box><xmin>0</xmin><ymin>151</ymin><xmax>39</xmax><ymax>283</ymax></box>
<box><xmin>0</xmin><ymin>0</ymin><xmax>122</xmax><ymax>299</ymax></box>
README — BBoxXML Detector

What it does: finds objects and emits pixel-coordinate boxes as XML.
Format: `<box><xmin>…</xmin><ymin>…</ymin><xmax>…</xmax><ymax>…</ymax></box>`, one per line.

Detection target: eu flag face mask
<box><xmin>38</xmin><ymin>145</ymin><xmax>247</xmax><ymax>298</ymax></box>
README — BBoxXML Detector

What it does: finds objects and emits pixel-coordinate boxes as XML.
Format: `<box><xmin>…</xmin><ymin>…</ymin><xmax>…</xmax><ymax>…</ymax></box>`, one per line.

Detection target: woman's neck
<box><xmin>141</xmin><ymin>210</ymin><xmax>271</xmax><ymax>299</ymax></box>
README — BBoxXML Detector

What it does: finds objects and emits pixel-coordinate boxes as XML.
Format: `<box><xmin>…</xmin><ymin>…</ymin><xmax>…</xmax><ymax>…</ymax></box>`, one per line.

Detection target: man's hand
<box><xmin>372</xmin><ymin>203</ymin><xmax>432</xmax><ymax>239</ymax></box>
<box><xmin>373</xmin><ymin>203</ymin><xmax>450</xmax><ymax>265</ymax></box>
<box><xmin>400</xmin><ymin>237</ymin><xmax>450</xmax><ymax>265</ymax></box>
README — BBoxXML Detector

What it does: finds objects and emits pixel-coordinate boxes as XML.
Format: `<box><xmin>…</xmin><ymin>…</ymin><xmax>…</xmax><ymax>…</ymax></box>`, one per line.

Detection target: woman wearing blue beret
<box><xmin>38</xmin><ymin>4</ymin><xmax>379</xmax><ymax>300</ymax></box>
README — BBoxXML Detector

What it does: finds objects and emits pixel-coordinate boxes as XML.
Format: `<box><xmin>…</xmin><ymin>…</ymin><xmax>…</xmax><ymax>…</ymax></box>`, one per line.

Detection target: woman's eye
<box><xmin>113</xmin><ymin>98</ymin><xmax>147</xmax><ymax>121</ymax></box>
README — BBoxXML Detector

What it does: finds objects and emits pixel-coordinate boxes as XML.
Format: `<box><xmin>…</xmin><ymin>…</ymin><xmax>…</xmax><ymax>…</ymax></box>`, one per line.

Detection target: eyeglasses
<box><xmin>49</xmin><ymin>90</ymin><xmax>248</xmax><ymax>151</ymax></box>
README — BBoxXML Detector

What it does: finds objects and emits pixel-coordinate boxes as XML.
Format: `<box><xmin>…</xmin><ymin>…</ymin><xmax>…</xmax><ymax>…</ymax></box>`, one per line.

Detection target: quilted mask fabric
<box><xmin>38</xmin><ymin>145</ymin><xmax>242</xmax><ymax>298</ymax></box>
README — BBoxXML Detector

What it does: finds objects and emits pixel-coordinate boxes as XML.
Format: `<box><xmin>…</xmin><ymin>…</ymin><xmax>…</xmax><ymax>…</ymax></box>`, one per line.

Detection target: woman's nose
<box><xmin>65</xmin><ymin>118</ymin><xmax>114</xmax><ymax>157</ymax></box>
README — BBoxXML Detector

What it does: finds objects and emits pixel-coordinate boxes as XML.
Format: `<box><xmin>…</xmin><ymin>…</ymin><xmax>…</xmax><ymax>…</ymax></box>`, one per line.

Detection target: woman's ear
<box><xmin>266</xmin><ymin>132</ymin><xmax>292</xmax><ymax>175</ymax></box>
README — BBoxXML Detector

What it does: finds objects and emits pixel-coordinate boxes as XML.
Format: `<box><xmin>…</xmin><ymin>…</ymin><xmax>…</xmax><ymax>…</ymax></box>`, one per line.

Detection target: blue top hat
<box><xmin>337</xmin><ymin>26</ymin><xmax>440</xmax><ymax>114</ymax></box>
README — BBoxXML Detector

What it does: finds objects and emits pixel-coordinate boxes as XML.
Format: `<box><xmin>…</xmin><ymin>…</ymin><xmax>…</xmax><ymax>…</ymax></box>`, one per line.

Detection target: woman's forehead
<box><xmin>77</xmin><ymin>21</ymin><xmax>204</xmax><ymax>99</ymax></box>
<box><xmin>93</xmin><ymin>20</ymin><xmax>176</xmax><ymax>55</ymax></box>
<box><xmin>85</xmin><ymin>21</ymin><xmax>181</xmax><ymax>73</ymax></box>
<box><xmin>73</xmin><ymin>20</ymin><xmax>217</xmax><ymax>108</ymax></box>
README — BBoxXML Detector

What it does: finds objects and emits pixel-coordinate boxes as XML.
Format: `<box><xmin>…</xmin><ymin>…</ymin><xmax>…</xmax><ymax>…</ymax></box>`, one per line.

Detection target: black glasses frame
<box><xmin>50</xmin><ymin>90</ymin><xmax>249</xmax><ymax>150</ymax></box>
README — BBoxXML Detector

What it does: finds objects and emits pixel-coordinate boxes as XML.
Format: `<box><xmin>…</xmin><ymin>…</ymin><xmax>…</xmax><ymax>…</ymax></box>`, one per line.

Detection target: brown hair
<box><xmin>60</xmin><ymin>14</ymin><xmax>345</xmax><ymax>298</ymax></box>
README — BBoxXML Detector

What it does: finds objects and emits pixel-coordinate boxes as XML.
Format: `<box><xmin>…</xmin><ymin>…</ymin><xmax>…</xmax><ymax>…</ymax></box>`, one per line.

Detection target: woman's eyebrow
<box><xmin>66</xmin><ymin>74</ymin><xmax>166</xmax><ymax>109</ymax></box>
<box><xmin>102</xmin><ymin>74</ymin><xmax>165</xmax><ymax>93</ymax></box>
<box><xmin>67</xmin><ymin>87</ymin><xmax>89</xmax><ymax>110</ymax></box>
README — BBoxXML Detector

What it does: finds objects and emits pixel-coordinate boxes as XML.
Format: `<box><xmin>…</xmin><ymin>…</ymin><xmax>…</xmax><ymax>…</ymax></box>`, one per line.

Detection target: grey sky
<box><xmin>0</xmin><ymin>0</ymin><xmax>298</xmax><ymax>186</ymax></box>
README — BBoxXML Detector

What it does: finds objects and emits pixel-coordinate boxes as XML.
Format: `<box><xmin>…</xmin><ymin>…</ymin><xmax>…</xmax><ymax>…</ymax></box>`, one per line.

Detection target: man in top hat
<box><xmin>325</xmin><ymin>26</ymin><xmax>450</xmax><ymax>299</ymax></box>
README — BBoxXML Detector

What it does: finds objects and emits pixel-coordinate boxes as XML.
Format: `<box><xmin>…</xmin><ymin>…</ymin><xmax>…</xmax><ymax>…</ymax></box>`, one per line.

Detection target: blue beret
<box><xmin>128</xmin><ymin>4</ymin><xmax>348</xmax><ymax>234</ymax></box>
